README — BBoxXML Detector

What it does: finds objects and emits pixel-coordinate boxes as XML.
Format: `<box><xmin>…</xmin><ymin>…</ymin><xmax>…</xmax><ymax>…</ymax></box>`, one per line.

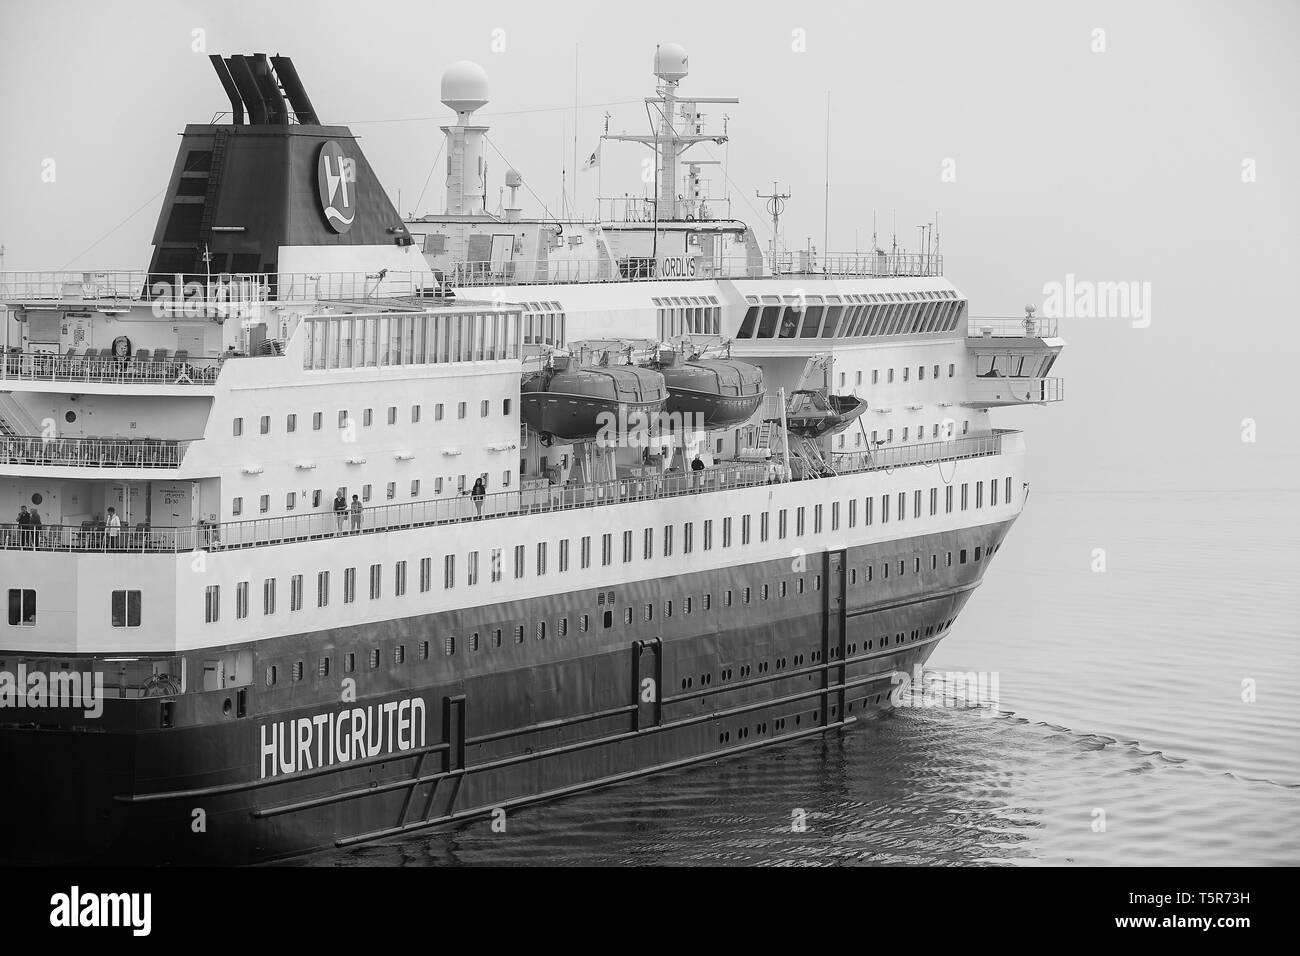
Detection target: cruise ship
<box><xmin>0</xmin><ymin>47</ymin><xmax>1065</xmax><ymax>865</ymax></box>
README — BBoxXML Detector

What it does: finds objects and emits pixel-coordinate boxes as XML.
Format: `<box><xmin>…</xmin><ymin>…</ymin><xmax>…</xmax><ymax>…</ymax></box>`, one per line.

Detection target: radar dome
<box><xmin>654</xmin><ymin>43</ymin><xmax>689</xmax><ymax>83</ymax></box>
<box><xmin>441</xmin><ymin>60</ymin><xmax>490</xmax><ymax>114</ymax></box>
<box><xmin>505</xmin><ymin>168</ymin><xmax>523</xmax><ymax>187</ymax></box>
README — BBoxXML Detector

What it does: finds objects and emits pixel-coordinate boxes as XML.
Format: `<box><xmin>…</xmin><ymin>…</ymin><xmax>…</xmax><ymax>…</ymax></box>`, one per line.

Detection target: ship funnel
<box><xmin>209</xmin><ymin>55</ymin><xmax>244</xmax><ymax>124</ymax></box>
<box><xmin>270</xmin><ymin>55</ymin><xmax>320</xmax><ymax>124</ymax></box>
<box><xmin>225</xmin><ymin>55</ymin><xmax>268</xmax><ymax>124</ymax></box>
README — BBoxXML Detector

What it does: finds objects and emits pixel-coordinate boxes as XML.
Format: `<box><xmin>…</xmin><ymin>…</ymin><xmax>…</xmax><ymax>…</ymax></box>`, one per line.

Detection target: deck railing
<box><xmin>1</xmin><ymin>350</ymin><xmax>223</xmax><ymax>385</ymax></box>
<box><xmin>967</xmin><ymin>316</ymin><xmax>1059</xmax><ymax>338</ymax></box>
<box><xmin>0</xmin><ymin>431</ymin><xmax>1012</xmax><ymax>554</ymax></box>
<box><xmin>0</xmin><ymin>436</ymin><xmax>193</xmax><ymax>469</ymax></box>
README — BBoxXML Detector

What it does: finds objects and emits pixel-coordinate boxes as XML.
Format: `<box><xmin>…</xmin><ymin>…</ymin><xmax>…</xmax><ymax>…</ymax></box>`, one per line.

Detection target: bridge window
<box><xmin>799</xmin><ymin>305</ymin><xmax>824</xmax><ymax>338</ymax></box>
<box><xmin>7</xmin><ymin>589</ymin><xmax>36</xmax><ymax>626</ymax></box>
<box><xmin>738</xmin><ymin>305</ymin><xmax>759</xmax><ymax>338</ymax></box>
<box><xmin>263</xmin><ymin>578</ymin><xmax>276</xmax><ymax>615</ymax></box>
<box><xmin>204</xmin><ymin>585</ymin><xmax>220</xmax><ymax>623</ymax></box>
<box><xmin>757</xmin><ymin>304</ymin><xmax>782</xmax><ymax>338</ymax></box>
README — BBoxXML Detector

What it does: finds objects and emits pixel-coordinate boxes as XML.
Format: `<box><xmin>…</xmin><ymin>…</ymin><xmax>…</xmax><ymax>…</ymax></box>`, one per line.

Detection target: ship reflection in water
<box><xmin>296</xmin><ymin>490</ymin><xmax>1300</xmax><ymax>867</ymax></box>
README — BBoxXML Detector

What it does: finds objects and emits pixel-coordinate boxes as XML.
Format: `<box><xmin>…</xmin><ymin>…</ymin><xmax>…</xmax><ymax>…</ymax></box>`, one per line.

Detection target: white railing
<box><xmin>0</xmin><ymin>431</ymin><xmax>1013</xmax><ymax>554</ymax></box>
<box><xmin>0</xmin><ymin>436</ymin><xmax>193</xmax><ymax>469</ymax></box>
<box><xmin>967</xmin><ymin>316</ymin><xmax>1059</xmax><ymax>338</ymax></box>
<box><xmin>1</xmin><ymin>350</ymin><xmax>224</xmax><ymax>385</ymax></box>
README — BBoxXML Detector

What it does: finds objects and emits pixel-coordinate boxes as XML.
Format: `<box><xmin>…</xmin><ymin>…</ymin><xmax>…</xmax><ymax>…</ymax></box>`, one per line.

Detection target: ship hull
<box><xmin>0</xmin><ymin>518</ymin><xmax>1012</xmax><ymax>866</ymax></box>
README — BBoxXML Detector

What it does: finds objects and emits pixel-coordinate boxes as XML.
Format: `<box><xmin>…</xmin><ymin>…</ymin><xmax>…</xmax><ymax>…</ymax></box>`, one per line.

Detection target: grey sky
<box><xmin>1</xmin><ymin>0</ymin><xmax>1296</xmax><ymax>491</ymax></box>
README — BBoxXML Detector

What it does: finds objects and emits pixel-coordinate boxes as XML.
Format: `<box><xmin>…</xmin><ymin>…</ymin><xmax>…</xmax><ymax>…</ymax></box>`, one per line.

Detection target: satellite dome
<box><xmin>505</xmin><ymin>168</ymin><xmax>523</xmax><ymax>187</ymax></box>
<box><xmin>441</xmin><ymin>60</ymin><xmax>490</xmax><ymax>114</ymax></box>
<box><xmin>654</xmin><ymin>43</ymin><xmax>689</xmax><ymax>83</ymax></box>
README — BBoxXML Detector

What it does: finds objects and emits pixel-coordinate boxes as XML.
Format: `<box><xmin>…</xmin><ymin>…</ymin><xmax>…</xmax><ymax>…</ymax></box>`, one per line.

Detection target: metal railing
<box><xmin>1</xmin><ymin>351</ymin><xmax>223</xmax><ymax>385</ymax></box>
<box><xmin>967</xmin><ymin>316</ymin><xmax>1059</xmax><ymax>338</ymax></box>
<box><xmin>0</xmin><ymin>436</ymin><xmax>193</xmax><ymax>469</ymax></box>
<box><xmin>0</xmin><ymin>431</ymin><xmax>1013</xmax><ymax>554</ymax></box>
<box><xmin>3</xmin><ymin>255</ymin><xmax>946</xmax><ymax>310</ymax></box>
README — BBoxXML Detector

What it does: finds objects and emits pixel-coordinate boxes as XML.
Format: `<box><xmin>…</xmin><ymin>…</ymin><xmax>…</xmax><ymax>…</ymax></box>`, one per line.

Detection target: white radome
<box><xmin>654</xmin><ymin>42</ymin><xmax>689</xmax><ymax>82</ymax></box>
<box><xmin>505</xmin><ymin>168</ymin><xmax>523</xmax><ymax>187</ymax></box>
<box><xmin>441</xmin><ymin>60</ymin><xmax>490</xmax><ymax>114</ymax></box>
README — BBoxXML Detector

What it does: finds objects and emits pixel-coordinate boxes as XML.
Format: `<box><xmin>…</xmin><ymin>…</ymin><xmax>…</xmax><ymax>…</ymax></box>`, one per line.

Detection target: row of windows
<box><xmin>737</xmin><ymin>291</ymin><xmax>964</xmax><ymax>340</ymax></box>
<box><xmin>211</xmin><ymin>476</ymin><xmax>1014</xmax><ymax>617</ymax></box>
<box><xmin>230</xmin><ymin>472</ymin><xmax>513</xmax><ymax>517</ymax></box>
<box><xmin>302</xmin><ymin>310</ymin><xmax>523</xmax><ymax>370</ymax></box>
<box><xmin>9</xmin><ymin>588</ymin><xmax>142</xmax><ymax>628</ymax></box>
<box><xmin>837</xmin><ymin>364</ymin><xmax>957</xmax><ymax>389</ymax></box>
<box><xmin>252</xmin><ymin>548</ymin><xmax>999</xmax><ymax>690</ymax></box>
<box><xmin>233</xmin><ymin>400</ymin><xmax>511</xmax><ymax>437</ymax></box>
<box><xmin>654</xmin><ymin>295</ymin><xmax>723</xmax><ymax>339</ymax></box>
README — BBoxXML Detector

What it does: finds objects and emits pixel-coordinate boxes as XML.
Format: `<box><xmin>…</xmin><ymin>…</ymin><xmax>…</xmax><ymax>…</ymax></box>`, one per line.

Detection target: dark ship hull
<box><xmin>0</xmin><ymin>519</ymin><xmax>1011</xmax><ymax>866</ymax></box>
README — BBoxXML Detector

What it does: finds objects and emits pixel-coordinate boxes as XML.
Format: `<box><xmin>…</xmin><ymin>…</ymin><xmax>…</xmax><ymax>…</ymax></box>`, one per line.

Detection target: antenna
<box><xmin>756</xmin><ymin>182</ymin><xmax>790</xmax><ymax>270</ymax></box>
<box><xmin>573</xmin><ymin>42</ymin><xmax>579</xmax><ymax>218</ymax></box>
<box><xmin>823</xmin><ymin>91</ymin><xmax>830</xmax><ymax>270</ymax></box>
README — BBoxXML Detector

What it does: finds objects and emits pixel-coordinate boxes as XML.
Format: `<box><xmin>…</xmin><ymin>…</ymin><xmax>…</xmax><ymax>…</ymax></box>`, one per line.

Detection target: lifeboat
<box><xmin>641</xmin><ymin>349</ymin><xmax>766</xmax><ymax>429</ymax></box>
<box><xmin>783</xmin><ymin>389</ymin><xmax>868</xmax><ymax>438</ymax></box>
<box><xmin>521</xmin><ymin>357</ymin><xmax>667</xmax><ymax>444</ymax></box>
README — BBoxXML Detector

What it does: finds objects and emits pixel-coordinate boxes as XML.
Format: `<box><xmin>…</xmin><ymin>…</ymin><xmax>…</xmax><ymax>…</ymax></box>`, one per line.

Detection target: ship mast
<box><xmin>603</xmin><ymin>43</ymin><xmax>737</xmax><ymax>223</ymax></box>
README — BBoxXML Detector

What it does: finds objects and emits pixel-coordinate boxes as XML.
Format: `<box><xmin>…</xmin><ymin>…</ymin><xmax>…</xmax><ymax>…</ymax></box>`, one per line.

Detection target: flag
<box><xmin>581</xmin><ymin>143</ymin><xmax>601</xmax><ymax>171</ymax></box>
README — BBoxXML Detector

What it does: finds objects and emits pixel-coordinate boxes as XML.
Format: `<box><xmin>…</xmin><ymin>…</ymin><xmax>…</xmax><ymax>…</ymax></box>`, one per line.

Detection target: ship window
<box><xmin>798</xmin><ymin>305</ymin><xmax>824</xmax><ymax>338</ymax></box>
<box><xmin>370</xmin><ymin>648</ymin><xmax>381</xmax><ymax>668</ymax></box>
<box><xmin>644</xmin><ymin>603</ymin><xmax>653</xmax><ymax>622</ymax></box>
<box><xmin>290</xmin><ymin>575</ymin><xmax>303</xmax><ymax>611</ymax></box>
<box><xmin>317</xmin><ymin>571</ymin><xmax>329</xmax><ymax>607</ymax></box>
<box><xmin>622</xmin><ymin>529</ymin><xmax>633</xmax><ymax>562</ymax></box>
<box><xmin>343</xmin><ymin>568</ymin><xmax>356</xmax><ymax>604</ymax></box>
<box><xmin>313</xmin><ymin>411</ymin><xmax>322</xmax><ymax>430</ymax></box>
<box><xmin>624</xmin><ymin>607</ymin><xmax>633</xmax><ymax>625</ymax></box>
<box><xmin>259</xmin><ymin>494</ymin><xmax>269</xmax><ymax>514</ymax></box>
<box><xmin>362</xmin><ymin>484</ymin><xmax>372</xmax><ymax>502</ymax></box>
<box><xmin>318</xmin><ymin>657</ymin><xmax>330</xmax><ymax>678</ymax></box>
<box><xmin>386</xmin><ymin>482</ymin><xmax>396</xmax><ymax>501</ymax></box>
<box><xmin>820</xmin><ymin>305</ymin><xmax>843</xmax><ymax>337</ymax></box>
<box><xmin>458</xmin><ymin>401</ymin><xmax>467</xmax><ymax>419</ymax></box>
<box><xmin>435</xmin><ymin>403</ymin><xmax>444</xmax><ymax>421</ymax></box>
<box><xmin>338</xmin><ymin>410</ymin><xmax>349</xmax><ymax>429</ymax></box>
<box><xmin>345</xmin><ymin>652</ymin><xmax>355</xmax><ymax>673</ymax></box>
<box><xmin>265</xmin><ymin>665</ymin><xmax>277</xmax><ymax>686</ymax></box>
<box><xmin>233</xmin><ymin>417</ymin><xmax>243</xmax><ymax>437</ymax></box>
<box><xmin>738</xmin><ymin>306</ymin><xmax>759</xmax><ymax>338</ymax></box>
<box><xmin>887</xmin><ymin>368</ymin><xmax>894</xmax><ymax>383</ymax></box>
<box><xmin>369</xmin><ymin>563</ymin><xmax>382</xmax><ymax>599</ymax></box>
<box><xmin>757</xmin><ymin>305</ymin><xmax>782</xmax><ymax>338</ymax></box>
<box><xmin>960</xmin><ymin>549</ymin><xmax>968</xmax><ymax>564</ymax></box>
<box><xmin>8</xmin><ymin>589</ymin><xmax>36</xmax><ymax>626</ymax></box>
<box><xmin>204</xmin><ymin>585</ymin><xmax>220</xmax><ymax>623</ymax></box>
<box><xmin>263</xmin><ymin>578</ymin><xmax>276</xmax><ymax>615</ymax></box>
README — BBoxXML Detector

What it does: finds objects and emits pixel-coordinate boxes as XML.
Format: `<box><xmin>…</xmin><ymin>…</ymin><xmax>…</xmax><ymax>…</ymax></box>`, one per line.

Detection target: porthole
<box><xmin>64</xmin><ymin>411</ymin><xmax>77</xmax><ymax>424</ymax></box>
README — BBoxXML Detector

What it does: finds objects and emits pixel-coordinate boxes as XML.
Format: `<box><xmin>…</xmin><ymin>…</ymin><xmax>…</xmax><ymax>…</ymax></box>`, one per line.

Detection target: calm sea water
<box><xmin>302</xmin><ymin>490</ymin><xmax>1300</xmax><ymax>866</ymax></box>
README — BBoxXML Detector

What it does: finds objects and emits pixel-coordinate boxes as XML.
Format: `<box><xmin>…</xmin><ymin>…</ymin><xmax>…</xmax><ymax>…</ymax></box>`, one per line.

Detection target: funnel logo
<box><xmin>317</xmin><ymin>140</ymin><xmax>357</xmax><ymax>233</ymax></box>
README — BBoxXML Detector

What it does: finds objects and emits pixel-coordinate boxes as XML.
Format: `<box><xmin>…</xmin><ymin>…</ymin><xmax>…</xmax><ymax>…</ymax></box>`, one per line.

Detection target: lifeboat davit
<box><xmin>641</xmin><ymin>350</ymin><xmax>766</xmax><ymax>429</ymax></box>
<box><xmin>521</xmin><ymin>358</ymin><xmax>667</xmax><ymax>444</ymax></box>
<box><xmin>783</xmin><ymin>389</ymin><xmax>869</xmax><ymax>438</ymax></box>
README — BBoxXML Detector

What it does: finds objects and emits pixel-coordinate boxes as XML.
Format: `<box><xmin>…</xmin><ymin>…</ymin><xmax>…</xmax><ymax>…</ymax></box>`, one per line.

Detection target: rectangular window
<box><xmin>290</xmin><ymin>574</ymin><xmax>303</xmax><ymax>611</ymax></box>
<box><xmin>338</xmin><ymin>410</ymin><xmax>349</xmax><ymax>429</ymax></box>
<box><xmin>286</xmin><ymin>413</ymin><xmax>297</xmax><ymax>433</ymax></box>
<box><xmin>489</xmin><ymin>548</ymin><xmax>502</xmax><ymax>582</ymax></box>
<box><xmin>388</xmin><ymin>406</ymin><xmax>397</xmax><ymax>425</ymax></box>
<box><xmin>831</xmin><ymin>502</ymin><xmax>839</xmax><ymax>531</ymax></box>
<box><xmin>601</xmin><ymin>533</ymin><xmax>612</xmax><ymax>566</ymax></box>
<box><xmin>1006</xmin><ymin>476</ymin><xmax>1012</xmax><ymax>503</ymax></box>
<box><xmin>930</xmin><ymin>487</ymin><xmax>938</xmax><ymax>516</ymax></box>
<box><xmin>480</xmin><ymin>399</ymin><xmax>489</xmax><ymax>417</ymax></box>
<box><xmin>7</xmin><ymin>589</ymin><xmax>35</xmax><ymax>627</ymax></box>
<box><xmin>991</xmin><ymin>479</ymin><xmax>999</xmax><ymax>507</ymax></box>
<box><xmin>882</xmin><ymin>494</ymin><xmax>890</xmax><ymax>523</ymax></box>
<box><xmin>395</xmin><ymin>560</ymin><xmax>407</xmax><ymax>596</ymax></box>
<box><xmin>317</xmin><ymin>571</ymin><xmax>330</xmax><ymax>607</ymax></box>
<box><xmin>344</xmin><ymin>567</ymin><xmax>356</xmax><ymax>604</ymax></box>
<box><xmin>445</xmin><ymin>554</ymin><xmax>457</xmax><ymax>588</ymax></box>
<box><xmin>286</xmin><ymin>491</ymin><xmax>296</xmax><ymax>511</ymax></box>
<box><xmin>915</xmin><ymin>489</ymin><xmax>923</xmax><ymax>518</ymax></box>
<box><xmin>369</xmin><ymin>563</ymin><xmax>381</xmax><ymax>599</ymax></box>
<box><xmin>259</xmin><ymin>415</ymin><xmax>270</xmax><ymax>435</ymax></box>
<box><xmin>816</xmin><ymin>503</ymin><xmax>824</xmax><ymax>533</ymax></box>
<box><xmin>232</xmin><ymin>497</ymin><xmax>243</xmax><ymax>517</ymax></box>
<box><xmin>946</xmin><ymin>485</ymin><xmax>954</xmax><ymax>513</ymax></box>
<box><xmin>703</xmin><ymin>520</ymin><xmax>713</xmax><ymax>551</ymax></box>
<box><xmin>419</xmin><ymin>557</ymin><xmax>432</xmax><ymax>592</ymax></box>
<box><xmin>961</xmin><ymin>483</ymin><xmax>969</xmax><ymax>511</ymax></box>
<box><xmin>263</xmin><ymin>578</ymin><xmax>276</xmax><ymax>615</ymax></box>
<box><xmin>435</xmin><ymin>403</ymin><xmax>444</xmax><ymax>421</ymax></box>
<box><xmin>722</xmin><ymin>517</ymin><xmax>731</xmax><ymax>547</ymax></box>
<box><xmin>977</xmin><ymin>482</ymin><xmax>984</xmax><ymax>508</ymax></box>
<box><xmin>205</xmin><ymin>585</ymin><xmax>220</xmax><ymax>623</ymax></box>
<box><xmin>386</xmin><ymin>482</ymin><xmax>396</xmax><ymax>501</ymax></box>
<box><xmin>664</xmin><ymin>525</ymin><xmax>674</xmax><ymax>557</ymax></box>
<box><xmin>778</xmin><ymin>509</ymin><xmax>787</xmax><ymax>539</ymax></box>
<box><xmin>110</xmin><ymin>589</ymin><xmax>141</xmax><ymax>627</ymax></box>
<box><xmin>363</xmin><ymin>408</ymin><xmax>373</xmax><ymax>427</ymax></box>
<box><xmin>796</xmin><ymin>507</ymin><xmax>805</xmax><ymax>536</ymax></box>
<box><xmin>515</xmin><ymin>544</ymin><xmax>526</xmax><ymax>578</ymax></box>
<box><xmin>742</xmin><ymin>514</ymin><xmax>751</xmax><ymax>545</ymax></box>
<box><xmin>559</xmin><ymin>539</ymin><xmax>570</xmax><ymax>572</ymax></box>
<box><xmin>259</xmin><ymin>494</ymin><xmax>269</xmax><ymax>514</ymax></box>
<box><xmin>898</xmin><ymin>491</ymin><xmax>907</xmax><ymax>521</ymax></box>
<box><xmin>537</xmin><ymin>542</ymin><xmax>547</xmax><ymax>575</ymax></box>
<box><xmin>236</xmin><ymin>581</ymin><xmax>249</xmax><ymax>619</ymax></box>
<box><xmin>643</xmin><ymin>527</ymin><xmax>654</xmax><ymax>560</ymax></box>
<box><xmin>760</xmin><ymin>512</ymin><xmax>769</xmax><ymax>542</ymax></box>
<box><xmin>233</xmin><ymin>417</ymin><xmax>243</xmax><ymax>437</ymax></box>
<box><xmin>411</xmin><ymin>404</ymin><xmax>421</xmax><ymax>423</ymax></box>
<box><xmin>622</xmin><ymin>530</ymin><xmax>633</xmax><ymax>562</ymax></box>
<box><xmin>684</xmin><ymin>522</ymin><xmax>693</xmax><ymax>553</ymax></box>
<box><xmin>457</xmin><ymin>401</ymin><xmax>467</xmax><ymax>419</ymax></box>
<box><xmin>865</xmin><ymin>496</ymin><xmax>874</xmax><ymax>525</ymax></box>
<box><xmin>312</xmin><ymin>411</ymin><xmax>322</xmax><ymax>430</ymax></box>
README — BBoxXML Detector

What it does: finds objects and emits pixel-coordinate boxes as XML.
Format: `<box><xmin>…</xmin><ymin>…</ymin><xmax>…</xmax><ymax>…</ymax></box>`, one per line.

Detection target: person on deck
<box><xmin>691</xmin><ymin>453</ymin><xmax>705</xmax><ymax>491</ymax></box>
<box><xmin>349</xmin><ymin>495</ymin><xmax>363</xmax><ymax>533</ymax></box>
<box><xmin>105</xmin><ymin>507</ymin><xmax>122</xmax><ymax>550</ymax></box>
<box><xmin>333</xmin><ymin>489</ymin><xmax>347</xmax><ymax>534</ymax></box>
<box><xmin>471</xmin><ymin>477</ymin><xmax>487</xmax><ymax>518</ymax></box>
<box><xmin>16</xmin><ymin>506</ymin><xmax>31</xmax><ymax>548</ymax></box>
